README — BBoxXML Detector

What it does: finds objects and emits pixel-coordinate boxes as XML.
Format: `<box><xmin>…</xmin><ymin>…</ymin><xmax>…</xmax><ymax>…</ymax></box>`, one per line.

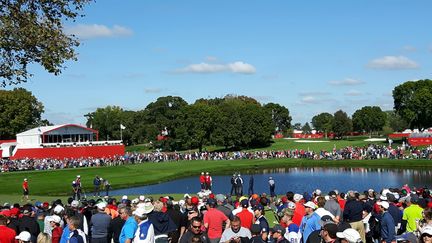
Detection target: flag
<box><xmin>120</xmin><ymin>124</ymin><xmax>126</xmax><ymax>130</ymax></box>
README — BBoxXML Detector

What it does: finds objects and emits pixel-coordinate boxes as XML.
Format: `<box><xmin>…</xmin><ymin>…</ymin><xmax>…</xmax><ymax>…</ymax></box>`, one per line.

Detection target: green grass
<box><xmin>2</xmin><ymin>158</ymin><xmax>431</xmax><ymax>197</ymax></box>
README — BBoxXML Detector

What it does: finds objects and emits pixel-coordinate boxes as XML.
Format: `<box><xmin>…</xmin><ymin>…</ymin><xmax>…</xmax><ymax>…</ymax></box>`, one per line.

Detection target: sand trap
<box><xmin>294</xmin><ymin>140</ymin><xmax>330</xmax><ymax>143</ymax></box>
<box><xmin>364</xmin><ymin>138</ymin><xmax>387</xmax><ymax>142</ymax></box>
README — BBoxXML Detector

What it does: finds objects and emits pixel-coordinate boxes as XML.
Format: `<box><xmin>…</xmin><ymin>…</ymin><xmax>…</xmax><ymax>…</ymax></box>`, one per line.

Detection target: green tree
<box><xmin>176</xmin><ymin>103</ymin><xmax>218</xmax><ymax>151</ymax></box>
<box><xmin>352</xmin><ymin>106</ymin><xmax>386</xmax><ymax>136</ymax></box>
<box><xmin>385</xmin><ymin>111</ymin><xmax>408</xmax><ymax>132</ymax></box>
<box><xmin>263</xmin><ymin>103</ymin><xmax>292</xmax><ymax>133</ymax></box>
<box><xmin>87</xmin><ymin>106</ymin><xmax>124</xmax><ymax>141</ymax></box>
<box><xmin>1</xmin><ymin>0</ymin><xmax>92</xmax><ymax>86</ymax></box>
<box><xmin>144</xmin><ymin>96</ymin><xmax>188</xmax><ymax>150</ymax></box>
<box><xmin>293</xmin><ymin>123</ymin><xmax>302</xmax><ymax>130</ymax></box>
<box><xmin>0</xmin><ymin>88</ymin><xmax>44</xmax><ymax>139</ymax></box>
<box><xmin>302</xmin><ymin>122</ymin><xmax>312</xmax><ymax>133</ymax></box>
<box><xmin>312</xmin><ymin>112</ymin><xmax>334</xmax><ymax>137</ymax></box>
<box><xmin>332</xmin><ymin>110</ymin><xmax>352</xmax><ymax>139</ymax></box>
<box><xmin>393</xmin><ymin>79</ymin><xmax>432</xmax><ymax>129</ymax></box>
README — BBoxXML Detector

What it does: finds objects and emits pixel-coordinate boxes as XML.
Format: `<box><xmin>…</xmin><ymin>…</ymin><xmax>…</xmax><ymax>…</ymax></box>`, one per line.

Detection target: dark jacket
<box><xmin>343</xmin><ymin>199</ymin><xmax>365</xmax><ymax>222</ymax></box>
<box><xmin>148</xmin><ymin>211</ymin><xmax>177</xmax><ymax>235</ymax></box>
<box><xmin>18</xmin><ymin>215</ymin><xmax>40</xmax><ymax>243</ymax></box>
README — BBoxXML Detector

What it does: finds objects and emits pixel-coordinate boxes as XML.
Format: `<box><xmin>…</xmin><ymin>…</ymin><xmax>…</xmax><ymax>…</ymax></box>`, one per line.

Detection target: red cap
<box><xmin>281</xmin><ymin>196</ymin><xmax>288</xmax><ymax>203</ymax></box>
<box><xmin>43</xmin><ymin>202</ymin><xmax>49</xmax><ymax>208</ymax></box>
<box><xmin>191</xmin><ymin>196</ymin><xmax>199</xmax><ymax>205</ymax></box>
<box><xmin>209</xmin><ymin>193</ymin><xmax>215</xmax><ymax>199</ymax></box>
<box><xmin>160</xmin><ymin>198</ymin><xmax>168</xmax><ymax>203</ymax></box>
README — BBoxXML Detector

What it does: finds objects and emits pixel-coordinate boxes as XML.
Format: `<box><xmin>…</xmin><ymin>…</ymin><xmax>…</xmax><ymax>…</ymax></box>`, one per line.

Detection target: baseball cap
<box><xmin>97</xmin><ymin>202</ymin><xmax>107</xmax><ymax>210</ymax></box>
<box><xmin>303</xmin><ymin>201</ymin><xmax>317</xmax><ymax>209</ymax></box>
<box><xmin>215</xmin><ymin>194</ymin><xmax>226</xmax><ymax>202</ymax></box>
<box><xmin>77</xmin><ymin>175</ymin><xmax>80</xmax><ymax>178</ymax></box>
<box><xmin>293</xmin><ymin>194</ymin><xmax>303</xmax><ymax>202</ymax></box>
<box><xmin>241</xmin><ymin>199</ymin><xmax>249</xmax><ymax>208</ymax></box>
<box><xmin>409</xmin><ymin>193</ymin><xmax>419</xmax><ymax>203</ymax></box>
<box><xmin>71</xmin><ymin>200</ymin><xmax>79</xmax><ymax>208</ymax></box>
<box><xmin>336</xmin><ymin>229</ymin><xmax>362</xmax><ymax>243</ymax></box>
<box><xmin>207</xmin><ymin>198</ymin><xmax>216</xmax><ymax>206</ymax></box>
<box><xmin>139</xmin><ymin>195</ymin><xmax>145</xmax><ymax>201</ymax></box>
<box><xmin>49</xmin><ymin>215</ymin><xmax>61</xmax><ymax>224</ymax></box>
<box><xmin>24</xmin><ymin>178</ymin><xmax>27</xmax><ymax>181</ymax></box>
<box><xmin>377</xmin><ymin>201</ymin><xmax>389</xmax><ymax>209</ymax></box>
<box><xmin>191</xmin><ymin>196</ymin><xmax>199</xmax><ymax>205</ymax></box>
<box><xmin>253</xmin><ymin>204</ymin><xmax>264</xmax><ymax>211</ymax></box>
<box><xmin>133</xmin><ymin>204</ymin><xmax>154</xmax><ymax>217</ymax></box>
<box><xmin>320</xmin><ymin>215</ymin><xmax>335</xmax><ymax>226</ymax></box>
<box><xmin>16</xmin><ymin>231</ymin><xmax>31</xmax><ymax>241</ymax></box>
<box><xmin>328</xmin><ymin>191</ymin><xmax>337</xmax><ymax>198</ymax></box>
<box><xmin>271</xmin><ymin>224</ymin><xmax>286</xmax><ymax>235</ymax></box>
<box><xmin>281</xmin><ymin>196</ymin><xmax>288</xmax><ymax>203</ymax></box>
<box><xmin>314</xmin><ymin>189</ymin><xmax>322</xmax><ymax>196</ymax></box>
<box><xmin>287</xmin><ymin>202</ymin><xmax>296</xmax><ymax>210</ymax></box>
<box><xmin>53</xmin><ymin>205</ymin><xmax>64</xmax><ymax>214</ymax></box>
<box><xmin>122</xmin><ymin>195</ymin><xmax>128</xmax><ymax>200</ymax></box>
<box><xmin>422</xmin><ymin>226</ymin><xmax>432</xmax><ymax>236</ymax></box>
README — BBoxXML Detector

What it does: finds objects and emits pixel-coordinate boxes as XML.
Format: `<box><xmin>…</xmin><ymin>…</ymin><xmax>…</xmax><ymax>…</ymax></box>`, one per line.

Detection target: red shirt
<box><xmin>0</xmin><ymin>225</ymin><xmax>16</xmax><ymax>243</ymax></box>
<box><xmin>292</xmin><ymin>202</ymin><xmax>305</xmax><ymax>226</ymax></box>
<box><xmin>200</xmin><ymin>175</ymin><xmax>206</xmax><ymax>183</ymax></box>
<box><xmin>52</xmin><ymin>226</ymin><xmax>63</xmax><ymax>243</ymax></box>
<box><xmin>236</xmin><ymin>208</ymin><xmax>254</xmax><ymax>229</ymax></box>
<box><xmin>23</xmin><ymin>181</ymin><xmax>28</xmax><ymax>190</ymax></box>
<box><xmin>203</xmin><ymin>208</ymin><xmax>228</xmax><ymax>239</ymax></box>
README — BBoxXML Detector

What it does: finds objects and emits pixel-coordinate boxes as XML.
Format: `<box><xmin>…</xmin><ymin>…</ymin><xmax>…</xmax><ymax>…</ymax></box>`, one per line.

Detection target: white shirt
<box><xmin>134</xmin><ymin>219</ymin><xmax>155</xmax><ymax>243</ymax></box>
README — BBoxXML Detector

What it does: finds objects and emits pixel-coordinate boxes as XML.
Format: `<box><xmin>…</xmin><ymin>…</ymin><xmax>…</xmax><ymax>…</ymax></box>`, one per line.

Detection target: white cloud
<box><xmin>144</xmin><ymin>88</ymin><xmax>163</xmax><ymax>94</ymax></box>
<box><xmin>367</xmin><ymin>56</ymin><xmax>419</xmax><ymax>70</ymax></box>
<box><xmin>402</xmin><ymin>46</ymin><xmax>417</xmax><ymax>52</ymax></box>
<box><xmin>175</xmin><ymin>61</ymin><xmax>256</xmax><ymax>74</ymax></box>
<box><xmin>301</xmin><ymin>96</ymin><xmax>319</xmax><ymax>104</ymax></box>
<box><xmin>344</xmin><ymin>89</ymin><xmax>363</xmax><ymax>96</ymax></box>
<box><xmin>299</xmin><ymin>91</ymin><xmax>330</xmax><ymax>96</ymax></box>
<box><xmin>205</xmin><ymin>56</ymin><xmax>218</xmax><ymax>62</ymax></box>
<box><xmin>329</xmin><ymin>78</ymin><xmax>365</xmax><ymax>86</ymax></box>
<box><xmin>65</xmin><ymin>24</ymin><xmax>133</xmax><ymax>39</ymax></box>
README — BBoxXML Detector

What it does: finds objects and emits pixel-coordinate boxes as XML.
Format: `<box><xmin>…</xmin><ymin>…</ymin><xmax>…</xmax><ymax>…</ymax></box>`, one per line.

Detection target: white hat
<box><xmin>16</xmin><ymin>231</ymin><xmax>31</xmax><ymax>241</ymax></box>
<box><xmin>77</xmin><ymin>175</ymin><xmax>81</xmax><ymax>178</ymax></box>
<box><xmin>97</xmin><ymin>202</ymin><xmax>107</xmax><ymax>210</ymax></box>
<box><xmin>422</xmin><ymin>226</ymin><xmax>432</xmax><ymax>235</ymax></box>
<box><xmin>24</xmin><ymin>178</ymin><xmax>27</xmax><ymax>181</ymax></box>
<box><xmin>377</xmin><ymin>201</ymin><xmax>389</xmax><ymax>209</ymax></box>
<box><xmin>100</xmin><ymin>178</ymin><xmax>103</xmax><ymax>181</ymax></box>
<box><xmin>314</xmin><ymin>189</ymin><xmax>322</xmax><ymax>196</ymax></box>
<box><xmin>122</xmin><ymin>195</ymin><xmax>128</xmax><ymax>200</ymax></box>
<box><xmin>133</xmin><ymin>204</ymin><xmax>154</xmax><ymax>217</ymax></box>
<box><xmin>379</xmin><ymin>195</ymin><xmax>387</xmax><ymax>201</ymax></box>
<box><xmin>131</xmin><ymin>198</ymin><xmax>139</xmax><ymax>204</ymax></box>
<box><xmin>53</xmin><ymin>205</ymin><xmax>64</xmax><ymax>214</ymax></box>
<box><xmin>184</xmin><ymin>194</ymin><xmax>191</xmax><ymax>199</ymax></box>
<box><xmin>303</xmin><ymin>201</ymin><xmax>317</xmax><ymax>209</ymax></box>
<box><xmin>288</xmin><ymin>202</ymin><xmax>296</xmax><ymax>210</ymax></box>
<box><xmin>336</xmin><ymin>229</ymin><xmax>362</xmax><ymax>243</ymax></box>
<box><xmin>50</xmin><ymin>215</ymin><xmax>61</xmax><ymax>224</ymax></box>
<box><xmin>139</xmin><ymin>195</ymin><xmax>145</xmax><ymax>201</ymax></box>
<box><xmin>71</xmin><ymin>200</ymin><xmax>79</xmax><ymax>208</ymax></box>
<box><xmin>293</xmin><ymin>194</ymin><xmax>303</xmax><ymax>202</ymax></box>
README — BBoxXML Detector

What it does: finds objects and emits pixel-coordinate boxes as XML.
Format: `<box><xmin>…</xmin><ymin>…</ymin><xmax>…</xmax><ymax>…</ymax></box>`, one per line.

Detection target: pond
<box><xmin>108</xmin><ymin>167</ymin><xmax>432</xmax><ymax>196</ymax></box>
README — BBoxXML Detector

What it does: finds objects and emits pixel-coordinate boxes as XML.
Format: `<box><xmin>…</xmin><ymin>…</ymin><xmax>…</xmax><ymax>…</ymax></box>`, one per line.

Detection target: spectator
<box><xmin>220</xmin><ymin>216</ymin><xmax>251</xmax><ymax>243</ymax></box>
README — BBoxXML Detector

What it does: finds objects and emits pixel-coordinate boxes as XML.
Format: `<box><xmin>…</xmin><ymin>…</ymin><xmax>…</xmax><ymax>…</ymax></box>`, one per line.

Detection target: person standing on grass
<box><xmin>200</xmin><ymin>172</ymin><xmax>206</xmax><ymax>191</ymax></box>
<box><xmin>103</xmin><ymin>178</ymin><xmax>111</xmax><ymax>196</ymax></box>
<box><xmin>269</xmin><ymin>177</ymin><xmax>276</xmax><ymax>202</ymax></box>
<box><xmin>22</xmin><ymin>178</ymin><xmax>29</xmax><ymax>202</ymax></box>
<box><xmin>93</xmin><ymin>175</ymin><xmax>101</xmax><ymax>197</ymax></box>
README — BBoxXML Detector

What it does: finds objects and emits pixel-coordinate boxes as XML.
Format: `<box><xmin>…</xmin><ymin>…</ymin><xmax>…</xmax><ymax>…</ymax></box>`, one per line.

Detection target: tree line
<box><xmin>1</xmin><ymin>79</ymin><xmax>431</xmax><ymax>151</ymax></box>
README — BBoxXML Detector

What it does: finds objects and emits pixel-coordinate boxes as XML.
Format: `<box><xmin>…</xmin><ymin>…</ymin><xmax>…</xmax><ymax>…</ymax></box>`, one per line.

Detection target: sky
<box><xmin>9</xmin><ymin>0</ymin><xmax>432</xmax><ymax>125</ymax></box>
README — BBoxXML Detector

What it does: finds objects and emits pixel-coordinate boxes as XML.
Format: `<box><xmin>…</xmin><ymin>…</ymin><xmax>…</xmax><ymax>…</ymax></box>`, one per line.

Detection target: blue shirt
<box><xmin>60</xmin><ymin>224</ymin><xmax>71</xmax><ymax>243</ymax></box>
<box><xmin>300</xmin><ymin>213</ymin><xmax>321</xmax><ymax>242</ymax></box>
<box><xmin>381</xmin><ymin>212</ymin><xmax>396</xmax><ymax>243</ymax></box>
<box><xmin>119</xmin><ymin>217</ymin><xmax>138</xmax><ymax>243</ymax></box>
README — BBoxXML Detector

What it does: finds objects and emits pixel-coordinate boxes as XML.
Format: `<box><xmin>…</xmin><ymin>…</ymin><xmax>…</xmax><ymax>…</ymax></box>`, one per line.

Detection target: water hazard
<box><xmin>108</xmin><ymin>167</ymin><xmax>432</xmax><ymax>196</ymax></box>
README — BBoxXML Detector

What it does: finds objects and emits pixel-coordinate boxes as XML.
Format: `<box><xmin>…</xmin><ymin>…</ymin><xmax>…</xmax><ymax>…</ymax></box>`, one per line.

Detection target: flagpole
<box><xmin>120</xmin><ymin>124</ymin><xmax>123</xmax><ymax>142</ymax></box>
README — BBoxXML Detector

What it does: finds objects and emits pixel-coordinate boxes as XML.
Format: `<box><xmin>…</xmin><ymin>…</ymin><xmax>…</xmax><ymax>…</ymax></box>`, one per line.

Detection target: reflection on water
<box><xmin>108</xmin><ymin>167</ymin><xmax>432</xmax><ymax>196</ymax></box>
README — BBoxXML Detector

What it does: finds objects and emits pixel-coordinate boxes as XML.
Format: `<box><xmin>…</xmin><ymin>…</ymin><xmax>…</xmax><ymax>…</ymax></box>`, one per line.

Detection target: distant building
<box><xmin>0</xmin><ymin>124</ymin><xmax>124</xmax><ymax>159</ymax></box>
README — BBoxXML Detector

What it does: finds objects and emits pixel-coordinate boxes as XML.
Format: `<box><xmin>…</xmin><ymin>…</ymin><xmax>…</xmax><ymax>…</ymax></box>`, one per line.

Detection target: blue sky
<box><xmin>13</xmin><ymin>0</ymin><xmax>432</xmax><ymax>125</ymax></box>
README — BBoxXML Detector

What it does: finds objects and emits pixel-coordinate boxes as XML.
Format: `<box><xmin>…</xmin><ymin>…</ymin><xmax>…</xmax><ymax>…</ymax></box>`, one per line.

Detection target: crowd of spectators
<box><xmin>1</xmin><ymin>144</ymin><xmax>432</xmax><ymax>173</ymax></box>
<box><xmin>1</xmin><ymin>184</ymin><xmax>432</xmax><ymax>243</ymax></box>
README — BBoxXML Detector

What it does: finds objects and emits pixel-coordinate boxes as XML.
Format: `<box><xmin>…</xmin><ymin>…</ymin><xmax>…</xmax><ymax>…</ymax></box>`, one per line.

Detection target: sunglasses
<box><xmin>423</xmin><ymin>234</ymin><xmax>432</xmax><ymax>238</ymax></box>
<box><xmin>192</xmin><ymin>225</ymin><xmax>201</xmax><ymax>229</ymax></box>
